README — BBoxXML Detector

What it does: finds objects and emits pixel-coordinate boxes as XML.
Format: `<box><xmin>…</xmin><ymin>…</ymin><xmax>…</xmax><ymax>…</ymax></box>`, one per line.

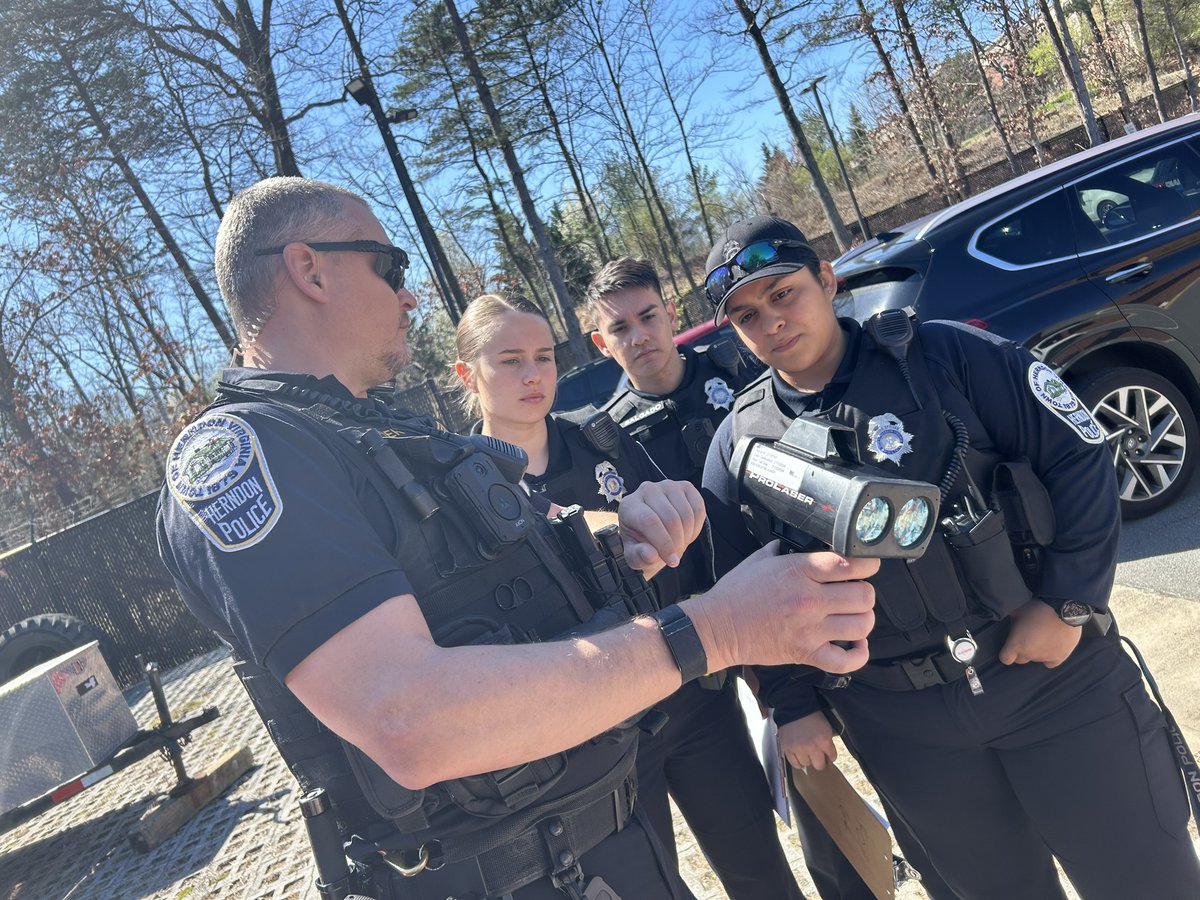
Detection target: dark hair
<box><xmin>582</xmin><ymin>257</ymin><xmax>665</xmax><ymax>324</ymax></box>
<box><xmin>454</xmin><ymin>293</ymin><xmax>550</xmax><ymax>416</ymax></box>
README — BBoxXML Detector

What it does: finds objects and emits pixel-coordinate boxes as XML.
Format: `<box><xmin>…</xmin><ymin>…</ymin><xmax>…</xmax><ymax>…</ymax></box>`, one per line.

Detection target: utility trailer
<box><xmin>0</xmin><ymin>641</ymin><xmax>224</xmax><ymax>844</ymax></box>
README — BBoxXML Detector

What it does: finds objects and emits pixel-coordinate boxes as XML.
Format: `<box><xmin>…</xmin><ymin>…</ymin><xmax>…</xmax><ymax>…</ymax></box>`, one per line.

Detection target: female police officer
<box><xmin>700</xmin><ymin>214</ymin><xmax>1200</xmax><ymax>899</ymax></box>
<box><xmin>453</xmin><ymin>293</ymin><xmax>804</xmax><ymax>900</ymax></box>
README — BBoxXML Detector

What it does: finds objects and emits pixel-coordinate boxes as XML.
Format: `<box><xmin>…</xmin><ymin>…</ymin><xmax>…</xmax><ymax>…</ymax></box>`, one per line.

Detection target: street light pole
<box><xmin>334</xmin><ymin>0</ymin><xmax>466</xmax><ymax>322</ymax></box>
<box><xmin>802</xmin><ymin>76</ymin><xmax>871</xmax><ymax>242</ymax></box>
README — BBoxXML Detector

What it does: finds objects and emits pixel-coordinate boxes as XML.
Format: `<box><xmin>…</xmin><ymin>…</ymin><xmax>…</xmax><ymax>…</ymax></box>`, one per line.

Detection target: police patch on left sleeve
<box><xmin>1027</xmin><ymin>362</ymin><xmax>1103</xmax><ymax>444</ymax></box>
<box><xmin>166</xmin><ymin>414</ymin><xmax>283</xmax><ymax>551</ymax></box>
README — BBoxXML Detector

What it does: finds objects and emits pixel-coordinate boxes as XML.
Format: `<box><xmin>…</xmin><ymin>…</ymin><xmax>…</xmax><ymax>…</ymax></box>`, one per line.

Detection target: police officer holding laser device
<box><xmin>155</xmin><ymin>180</ymin><xmax>878</xmax><ymax>900</ymax></box>
<box><xmin>701</xmin><ymin>214</ymin><xmax>1200</xmax><ymax>900</ymax></box>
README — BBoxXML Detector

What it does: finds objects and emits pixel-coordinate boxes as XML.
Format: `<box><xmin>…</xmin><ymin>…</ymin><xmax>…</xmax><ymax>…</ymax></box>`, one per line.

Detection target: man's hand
<box><xmin>779</xmin><ymin>711</ymin><xmax>837</xmax><ymax>771</ymax></box>
<box><xmin>618</xmin><ymin>479</ymin><xmax>706</xmax><ymax>575</ymax></box>
<box><xmin>998</xmin><ymin>599</ymin><xmax>1082</xmax><ymax>668</ymax></box>
<box><xmin>687</xmin><ymin>541</ymin><xmax>877</xmax><ymax>674</ymax></box>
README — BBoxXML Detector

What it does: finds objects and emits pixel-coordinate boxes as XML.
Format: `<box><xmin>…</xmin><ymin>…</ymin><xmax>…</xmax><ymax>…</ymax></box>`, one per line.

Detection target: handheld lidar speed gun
<box><xmin>728</xmin><ymin>417</ymin><xmax>941</xmax><ymax>559</ymax></box>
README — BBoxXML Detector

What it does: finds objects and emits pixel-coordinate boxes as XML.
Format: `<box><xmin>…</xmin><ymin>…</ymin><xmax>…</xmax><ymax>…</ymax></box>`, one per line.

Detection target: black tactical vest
<box><xmin>209</xmin><ymin>378</ymin><xmax>644</xmax><ymax>883</ymax></box>
<box><xmin>730</xmin><ymin>320</ymin><xmax>1035</xmax><ymax>658</ymax></box>
<box><xmin>604</xmin><ymin>342</ymin><xmax>746</xmax><ymax>483</ymax></box>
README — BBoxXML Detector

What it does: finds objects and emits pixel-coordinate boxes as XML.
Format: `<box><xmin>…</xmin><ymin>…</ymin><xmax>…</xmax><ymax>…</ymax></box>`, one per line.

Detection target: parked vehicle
<box><xmin>833</xmin><ymin>112</ymin><xmax>1200</xmax><ymax>518</ymax></box>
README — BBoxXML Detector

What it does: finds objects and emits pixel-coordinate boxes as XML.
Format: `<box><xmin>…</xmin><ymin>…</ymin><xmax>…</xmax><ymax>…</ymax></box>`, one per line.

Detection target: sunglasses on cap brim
<box><xmin>254</xmin><ymin>240</ymin><xmax>410</xmax><ymax>292</ymax></box>
<box><xmin>704</xmin><ymin>239</ymin><xmax>816</xmax><ymax>307</ymax></box>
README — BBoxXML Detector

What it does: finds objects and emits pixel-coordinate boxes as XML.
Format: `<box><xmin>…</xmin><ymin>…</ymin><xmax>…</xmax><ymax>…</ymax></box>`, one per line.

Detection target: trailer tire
<box><xmin>0</xmin><ymin>614</ymin><xmax>110</xmax><ymax>682</ymax></box>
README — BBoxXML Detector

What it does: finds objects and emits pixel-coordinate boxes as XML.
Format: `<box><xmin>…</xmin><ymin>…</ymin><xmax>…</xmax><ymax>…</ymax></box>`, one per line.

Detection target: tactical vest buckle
<box><xmin>899</xmin><ymin>654</ymin><xmax>949</xmax><ymax>690</ymax></box>
<box><xmin>379</xmin><ymin>842</ymin><xmax>435</xmax><ymax>876</ymax></box>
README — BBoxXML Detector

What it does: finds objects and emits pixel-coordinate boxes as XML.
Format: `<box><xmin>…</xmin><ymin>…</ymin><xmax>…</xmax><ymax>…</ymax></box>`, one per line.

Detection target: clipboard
<box><xmin>791</xmin><ymin>762</ymin><xmax>896</xmax><ymax>900</ymax></box>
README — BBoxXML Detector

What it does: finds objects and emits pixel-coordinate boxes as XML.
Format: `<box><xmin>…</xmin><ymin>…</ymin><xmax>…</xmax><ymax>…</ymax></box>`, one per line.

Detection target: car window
<box><xmin>975</xmin><ymin>190</ymin><xmax>1075</xmax><ymax>266</ymax></box>
<box><xmin>1067</xmin><ymin>139</ymin><xmax>1200</xmax><ymax>250</ymax></box>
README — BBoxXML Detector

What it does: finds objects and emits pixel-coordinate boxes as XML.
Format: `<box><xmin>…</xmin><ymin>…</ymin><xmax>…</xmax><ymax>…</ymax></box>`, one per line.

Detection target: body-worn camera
<box><xmin>729</xmin><ymin>418</ymin><xmax>941</xmax><ymax>558</ymax></box>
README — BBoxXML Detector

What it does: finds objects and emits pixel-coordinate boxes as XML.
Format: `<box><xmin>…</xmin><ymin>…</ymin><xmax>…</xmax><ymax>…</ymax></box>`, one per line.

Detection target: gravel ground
<box><xmin>2</xmin><ymin>583</ymin><xmax>1198</xmax><ymax>899</ymax></box>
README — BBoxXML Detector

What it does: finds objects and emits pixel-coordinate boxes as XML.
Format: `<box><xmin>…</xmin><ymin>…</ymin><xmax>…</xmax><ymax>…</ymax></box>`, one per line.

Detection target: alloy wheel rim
<box><xmin>1090</xmin><ymin>384</ymin><xmax>1188</xmax><ymax>503</ymax></box>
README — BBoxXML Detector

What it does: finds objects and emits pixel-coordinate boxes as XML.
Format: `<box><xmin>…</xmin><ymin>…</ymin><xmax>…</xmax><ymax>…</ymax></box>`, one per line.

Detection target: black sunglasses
<box><xmin>704</xmin><ymin>239</ymin><xmax>815</xmax><ymax>307</ymax></box>
<box><xmin>255</xmin><ymin>240</ymin><xmax>409</xmax><ymax>292</ymax></box>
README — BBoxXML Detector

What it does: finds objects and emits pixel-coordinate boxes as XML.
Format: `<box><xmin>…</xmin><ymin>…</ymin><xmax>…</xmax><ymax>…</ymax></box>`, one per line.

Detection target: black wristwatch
<box><xmin>652</xmin><ymin>606</ymin><xmax>709</xmax><ymax>684</ymax></box>
<box><xmin>1058</xmin><ymin>600</ymin><xmax>1094</xmax><ymax>627</ymax></box>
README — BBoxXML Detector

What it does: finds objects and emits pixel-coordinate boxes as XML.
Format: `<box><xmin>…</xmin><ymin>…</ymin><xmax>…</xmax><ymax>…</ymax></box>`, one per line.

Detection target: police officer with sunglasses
<box><xmin>155</xmin><ymin>179</ymin><xmax>879</xmax><ymax>900</ymax></box>
<box><xmin>700</xmin><ymin>215</ymin><xmax>1200</xmax><ymax>899</ymax></box>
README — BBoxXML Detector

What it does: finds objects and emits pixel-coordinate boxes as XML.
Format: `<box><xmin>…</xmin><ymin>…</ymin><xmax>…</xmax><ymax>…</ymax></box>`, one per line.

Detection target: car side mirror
<box><xmin>1102</xmin><ymin>206</ymin><xmax>1133</xmax><ymax>229</ymax></box>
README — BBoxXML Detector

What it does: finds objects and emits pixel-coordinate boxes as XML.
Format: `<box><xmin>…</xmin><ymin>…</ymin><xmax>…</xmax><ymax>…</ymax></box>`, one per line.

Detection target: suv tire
<box><xmin>0</xmin><ymin>614</ymin><xmax>109</xmax><ymax>682</ymax></box>
<box><xmin>1075</xmin><ymin>367</ymin><xmax>1197</xmax><ymax>519</ymax></box>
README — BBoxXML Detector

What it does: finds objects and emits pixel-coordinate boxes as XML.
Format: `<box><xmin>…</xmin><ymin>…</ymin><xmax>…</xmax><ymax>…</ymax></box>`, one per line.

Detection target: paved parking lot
<box><xmin>2</xmin><ymin>583</ymin><xmax>1198</xmax><ymax>899</ymax></box>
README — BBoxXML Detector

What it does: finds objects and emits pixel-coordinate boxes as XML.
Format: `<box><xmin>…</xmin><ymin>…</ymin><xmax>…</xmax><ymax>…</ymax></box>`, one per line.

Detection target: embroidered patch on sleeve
<box><xmin>1027</xmin><ymin>362</ymin><xmax>1103</xmax><ymax>444</ymax></box>
<box><xmin>166</xmin><ymin>414</ymin><xmax>284</xmax><ymax>551</ymax></box>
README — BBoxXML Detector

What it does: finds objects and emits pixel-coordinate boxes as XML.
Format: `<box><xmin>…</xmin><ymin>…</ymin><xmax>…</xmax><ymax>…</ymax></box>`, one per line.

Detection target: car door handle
<box><xmin>1106</xmin><ymin>262</ymin><xmax>1153</xmax><ymax>283</ymax></box>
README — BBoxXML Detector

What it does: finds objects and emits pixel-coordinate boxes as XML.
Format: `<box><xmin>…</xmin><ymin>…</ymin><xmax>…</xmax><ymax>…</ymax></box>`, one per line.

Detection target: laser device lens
<box><xmin>855</xmin><ymin>497</ymin><xmax>891</xmax><ymax>544</ymax></box>
<box><xmin>894</xmin><ymin>497</ymin><xmax>932</xmax><ymax>547</ymax></box>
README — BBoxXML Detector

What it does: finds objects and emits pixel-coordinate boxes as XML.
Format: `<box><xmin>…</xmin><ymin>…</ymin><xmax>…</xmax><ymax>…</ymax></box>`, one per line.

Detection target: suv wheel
<box><xmin>1076</xmin><ymin>367</ymin><xmax>1197</xmax><ymax>519</ymax></box>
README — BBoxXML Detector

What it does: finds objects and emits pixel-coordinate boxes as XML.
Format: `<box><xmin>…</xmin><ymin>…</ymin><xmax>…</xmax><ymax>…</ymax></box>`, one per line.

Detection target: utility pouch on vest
<box><xmin>895</xmin><ymin>538</ymin><xmax>970</xmax><ymax>628</ymax></box>
<box><xmin>682</xmin><ymin>417</ymin><xmax>715</xmax><ymax>468</ymax></box>
<box><xmin>992</xmin><ymin>459</ymin><xmax>1056</xmax><ymax>546</ymax></box>
<box><xmin>343</xmin><ymin>743</ymin><xmax>430</xmax><ymax>829</ymax></box>
<box><xmin>943</xmin><ymin>508</ymin><xmax>1032</xmax><ymax>618</ymax></box>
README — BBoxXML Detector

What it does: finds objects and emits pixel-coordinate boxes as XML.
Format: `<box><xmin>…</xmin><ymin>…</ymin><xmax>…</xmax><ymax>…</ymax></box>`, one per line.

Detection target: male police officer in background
<box><xmin>155</xmin><ymin>179</ymin><xmax>878</xmax><ymax>900</ymax></box>
<box><xmin>588</xmin><ymin>257</ymin><xmax>758</xmax><ymax>484</ymax></box>
<box><xmin>701</xmin><ymin>214</ymin><xmax>1200</xmax><ymax>899</ymax></box>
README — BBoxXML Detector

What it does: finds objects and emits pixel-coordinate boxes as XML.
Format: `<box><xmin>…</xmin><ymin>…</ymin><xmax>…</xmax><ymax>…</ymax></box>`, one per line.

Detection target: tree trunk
<box><xmin>57</xmin><ymin>46</ymin><xmax>236</xmax><ymax>350</ymax></box>
<box><xmin>583</xmin><ymin>1</ymin><xmax>700</xmax><ymax>296</ymax></box>
<box><xmin>0</xmin><ymin>341</ymin><xmax>78</xmax><ymax>509</ymax></box>
<box><xmin>953</xmin><ymin>3</ymin><xmax>1021</xmax><ymax>176</ymax></box>
<box><xmin>1130</xmin><ymin>0</ymin><xmax>1166</xmax><ymax>122</ymax></box>
<box><xmin>855</xmin><ymin>0</ymin><xmax>949</xmax><ymax>200</ymax></box>
<box><xmin>999</xmin><ymin>0</ymin><xmax>1047</xmax><ymax>166</ymax></box>
<box><xmin>1049</xmin><ymin>0</ymin><xmax>1103</xmax><ymax>144</ymax></box>
<box><xmin>1081</xmin><ymin>4</ymin><xmax>1139</xmax><ymax>129</ymax></box>
<box><xmin>442</xmin><ymin>60</ymin><xmax>551</xmax><ymax>311</ymax></box>
<box><xmin>518</xmin><ymin>31</ymin><xmax>610</xmax><ymax>264</ymax></box>
<box><xmin>890</xmin><ymin>0</ymin><xmax>970</xmax><ymax>192</ymax></box>
<box><xmin>441</xmin><ymin>0</ymin><xmax>587</xmax><ymax>360</ymax></box>
<box><xmin>220</xmin><ymin>0</ymin><xmax>302</xmax><ymax>176</ymax></box>
<box><xmin>1163</xmin><ymin>0</ymin><xmax>1198</xmax><ymax>112</ymax></box>
<box><xmin>335</xmin><ymin>0</ymin><xmax>466</xmax><ymax>322</ymax></box>
<box><xmin>736</xmin><ymin>0</ymin><xmax>852</xmax><ymax>251</ymax></box>
<box><xmin>638</xmin><ymin>0</ymin><xmax>716</xmax><ymax>244</ymax></box>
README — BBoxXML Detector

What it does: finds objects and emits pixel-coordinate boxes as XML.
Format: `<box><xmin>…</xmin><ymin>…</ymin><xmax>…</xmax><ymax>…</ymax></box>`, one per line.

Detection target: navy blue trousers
<box><xmin>636</xmin><ymin>679</ymin><xmax>805</xmax><ymax>900</ymax></box>
<box><xmin>828</xmin><ymin>634</ymin><xmax>1200</xmax><ymax>899</ymax></box>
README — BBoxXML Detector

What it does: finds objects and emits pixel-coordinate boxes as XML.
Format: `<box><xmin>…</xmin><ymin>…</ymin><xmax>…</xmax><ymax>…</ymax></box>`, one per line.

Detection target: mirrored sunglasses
<box><xmin>255</xmin><ymin>240</ymin><xmax>409</xmax><ymax>292</ymax></box>
<box><xmin>704</xmin><ymin>239</ymin><xmax>814</xmax><ymax>306</ymax></box>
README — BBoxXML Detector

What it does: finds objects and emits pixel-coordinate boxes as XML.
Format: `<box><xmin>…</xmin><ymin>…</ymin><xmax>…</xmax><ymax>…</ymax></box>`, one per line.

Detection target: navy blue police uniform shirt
<box><xmin>607</xmin><ymin>344</ymin><xmax>754</xmax><ymax>485</ymax></box>
<box><xmin>702</xmin><ymin>319</ymin><xmax>1121</xmax><ymax>722</ymax></box>
<box><xmin>157</xmin><ymin>369</ymin><xmax>414</xmax><ymax>683</ymax></box>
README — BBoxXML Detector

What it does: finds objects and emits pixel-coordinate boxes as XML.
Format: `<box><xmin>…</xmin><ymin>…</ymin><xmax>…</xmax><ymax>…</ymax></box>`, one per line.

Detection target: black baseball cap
<box><xmin>704</xmin><ymin>216</ymin><xmax>819</xmax><ymax>324</ymax></box>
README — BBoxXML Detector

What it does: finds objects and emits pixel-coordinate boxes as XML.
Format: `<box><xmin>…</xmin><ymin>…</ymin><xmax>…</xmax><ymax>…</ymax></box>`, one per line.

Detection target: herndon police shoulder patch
<box><xmin>1027</xmin><ymin>362</ymin><xmax>1103</xmax><ymax>444</ymax></box>
<box><xmin>595</xmin><ymin>460</ymin><xmax>626</xmax><ymax>503</ymax></box>
<box><xmin>167</xmin><ymin>413</ymin><xmax>283</xmax><ymax>551</ymax></box>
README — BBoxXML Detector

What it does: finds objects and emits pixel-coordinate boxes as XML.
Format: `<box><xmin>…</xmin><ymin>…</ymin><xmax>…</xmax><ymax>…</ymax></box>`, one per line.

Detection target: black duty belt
<box><xmin>373</xmin><ymin>743</ymin><xmax>638</xmax><ymax>899</ymax></box>
<box><xmin>848</xmin><ymin>621</ymin><xmax>1012</xmax><ymax>692</ymax></box>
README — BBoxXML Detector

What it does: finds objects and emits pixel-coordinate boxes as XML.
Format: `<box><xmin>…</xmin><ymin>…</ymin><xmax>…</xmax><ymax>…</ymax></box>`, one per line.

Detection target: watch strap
<box><xmin>652</xmin><ymin>605</ymin><xmax>708</xmax><ymax>683</ymax></box>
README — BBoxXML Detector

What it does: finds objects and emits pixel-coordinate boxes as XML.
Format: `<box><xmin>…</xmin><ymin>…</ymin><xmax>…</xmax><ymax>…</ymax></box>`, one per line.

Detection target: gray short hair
<box><xmin>215</xmin><ymin>177</ymin><xmax>369</xmax><ymax>343</ymax></box>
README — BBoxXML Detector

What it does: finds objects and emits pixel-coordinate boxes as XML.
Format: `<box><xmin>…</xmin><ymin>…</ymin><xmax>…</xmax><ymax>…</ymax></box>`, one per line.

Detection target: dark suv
<box><xmin>834</xmin><ymin>113</ymin><xmax>1200</xmax><ymax>517</ymax></box>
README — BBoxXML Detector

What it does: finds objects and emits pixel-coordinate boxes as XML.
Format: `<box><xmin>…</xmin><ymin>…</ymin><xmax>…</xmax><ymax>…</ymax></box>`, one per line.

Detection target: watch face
<box><xmin>1060</xmin><ymin>601</ymin><xmax>1093</xmax><ymax>625</ymax></box>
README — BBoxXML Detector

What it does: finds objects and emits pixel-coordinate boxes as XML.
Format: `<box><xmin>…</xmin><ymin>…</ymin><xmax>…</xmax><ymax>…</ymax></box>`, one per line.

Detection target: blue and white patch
<box><xmin>595</xmin><ymin>460</ymin><xmax>626</xmax><ymax>503</ymax></box>
<box><xmin>167</xmin><ymin>414</ymin><xmax>283</xmax><ymax>551</ymax></box>
<box><xmin>867</xmin><ymin>413</ymin><xmax>914</xmax><ymax>465</ymax></box>
<box><xmin>704</xmin><ymin>376</ymin><xmax>734</xmax><ymax>411</ymax></box>
<box><xmin>1027</xmin><ymin>362</ymin><xmax>1102</xmax><ymax>444</ymax></box>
